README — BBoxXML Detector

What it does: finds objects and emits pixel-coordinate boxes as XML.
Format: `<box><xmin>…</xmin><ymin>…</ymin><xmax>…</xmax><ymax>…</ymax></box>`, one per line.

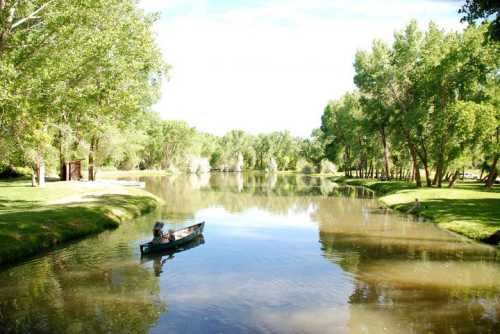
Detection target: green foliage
<box><xmin>296</xmin><ymin>159</ymin><xmax>316</xmax><ymax>174</ymax></box>
<box><xmin>0</xmin><ymin>0</ymin><xmax>166</xmax><ymax>181</ymax></box>
<box><xmin>323</xmin><ymin>21</ymin><xmax>499</xmax><ymax>188</ymax></box>
<box><xmin>459</xmin><ymin>0</ymin><xmax>500</xmax><ymax>41</ymax></box>
<box><xmin>0</xmin><ymin>166</ymin><xmax>32</xmax><ymax>179</ymax></box>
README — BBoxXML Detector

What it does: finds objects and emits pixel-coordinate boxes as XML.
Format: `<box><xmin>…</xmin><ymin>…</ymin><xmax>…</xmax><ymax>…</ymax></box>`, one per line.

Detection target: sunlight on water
<box><xmin>0</xmin><ymin>173</ymin><xmax>498</xmax><ymax>333</ymax></box>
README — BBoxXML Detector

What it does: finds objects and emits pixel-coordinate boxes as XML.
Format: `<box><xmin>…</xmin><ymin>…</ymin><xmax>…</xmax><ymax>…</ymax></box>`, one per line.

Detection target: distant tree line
<box><xmin>89</xmin><ymin>114</ymin><xmax>332</xmax><ymax>175</ymax></box>
<box><xmin>319</xmin><ymin>21</ymin><xmax>499</xmax><ymax>188</ymax></box>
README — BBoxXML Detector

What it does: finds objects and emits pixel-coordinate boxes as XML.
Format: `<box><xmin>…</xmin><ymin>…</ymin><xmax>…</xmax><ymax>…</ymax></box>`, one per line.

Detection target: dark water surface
<box><xmin>0</xmin><ymin>174</ymin><xmax>499</xmax><ymax>333</ymax></box>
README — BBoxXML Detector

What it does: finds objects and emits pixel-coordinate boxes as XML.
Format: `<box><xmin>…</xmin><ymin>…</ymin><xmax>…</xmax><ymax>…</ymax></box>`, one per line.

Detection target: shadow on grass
<box><xmin>455</xmin><ymin>182</ymin><xmax>500</xmax><ymax>194</ymax></box>
<box><xmin>0</xmin><ymin>194</ymin><xmax>158</xmax><ymax>266</ymax></box>
<box><xmin>0</xmin><ymin>182</ymin><xmax>33</xmax><ymax>188</ymax></box>
<box><xmin>0</xmin><ymin>177</ymin><xmax>64</xmax><ymax>187</ymax></box>
<box><xmin>394</xmin><ymin>198</ymin><xmax>500</xmax><ymax>242</ymax></box>
<box><xmin>0</xmin><ymin>197</ymin><xmax>41</xmax><ymax>212</ymax></box>
<box><xmin>366</xmin><ymin>181</ymin><xmax>417</xmax><ymax>195</ymax></box>
<box><xmin>398</xmin><ymin>198</ymin><xmax>500</xmax><ymax>226</ymax></box>
<box><xmin>346</xmin><ymin>179</ymin><xmax>417</xmax><ymax>195</ymax></box>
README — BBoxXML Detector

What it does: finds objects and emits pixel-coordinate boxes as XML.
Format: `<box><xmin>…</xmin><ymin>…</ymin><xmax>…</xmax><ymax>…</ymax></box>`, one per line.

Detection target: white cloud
<box><xmin>142</xmin><ymin>0</ymin><xmax>465</xmax><ymax>137</ymax></box>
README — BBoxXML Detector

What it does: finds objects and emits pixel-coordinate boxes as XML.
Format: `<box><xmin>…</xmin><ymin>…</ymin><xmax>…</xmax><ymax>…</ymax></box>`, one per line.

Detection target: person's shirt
<box><xmin>152</xmin><ymin>230</ymin><xmax>164</xmax><ymax>244</ymax></box>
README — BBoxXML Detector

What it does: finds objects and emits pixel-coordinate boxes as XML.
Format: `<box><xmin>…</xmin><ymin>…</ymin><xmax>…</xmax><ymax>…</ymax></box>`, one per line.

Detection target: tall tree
<box><xmin>460</xmin><ymin>0</ymin><xmax>500</xmax><ymax>41</ymax></box>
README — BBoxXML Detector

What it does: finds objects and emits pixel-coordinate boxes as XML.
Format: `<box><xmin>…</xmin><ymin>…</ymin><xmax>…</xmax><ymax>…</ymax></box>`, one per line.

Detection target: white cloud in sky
<box><xmin>140</xmin><ymin>0</ymin><xmax>465</xmax><ymax>137</ymax></box>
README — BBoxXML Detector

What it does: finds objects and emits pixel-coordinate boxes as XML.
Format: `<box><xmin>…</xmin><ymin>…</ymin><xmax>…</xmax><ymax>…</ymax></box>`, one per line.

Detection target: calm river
<box><xmin>0</xmin><ymin>174</ymin><xmax>499</xmax><ymax>333</ymax></box>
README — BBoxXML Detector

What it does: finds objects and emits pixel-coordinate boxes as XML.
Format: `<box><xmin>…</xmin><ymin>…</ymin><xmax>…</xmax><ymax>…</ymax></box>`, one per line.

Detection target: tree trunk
<box><xmin>409</xmin><ymin>146</ymin><xmax>421</xmax><ymax>187</ymax></box>
<box><xmin>88</xmin><ymin>136</ymin><xmax>97</xmax><ymax>181</ymax></box>
<box><xmin>432</xmin><ymin>167</ymin><xmax>439</xmax><ymax>186</ymax></box>
<box><xmin>31</xmin><ymin>172</ymin><xmax>37</xmax><ymax>187</ymax></box>
<box><xmin>448</xmin><ymin>170</ymin><xmax>460</xmax><ymax>188</ymax></box>
<box><xmin>444</xmin><ymin>172</ymin><xmax>451</xmax><ymax>182</ymax></box>
<box><xmin>380</xmin><ymin>127</ymin><xmax>390</xmax><ymax>180</ymax></box>
<box><xmin>423</xmin><ymin>162</ymin><xmax>431</xmax><ymax>187</ymax></box>
<box><xmin>486</xmin><ymin>155</ymin><xmax>499</xmax><ymax>188</ymax></box>
<box><xmin>37</xmin><ymin>153</ymin><xmax>45</xmax><ymax>187</ymax></box>
<box><xmin>437</xmin><ymin>165</ymin><xmax>447</xmax><ymax>188</ymax></box>
<box><xmin>59</xmin><ymin>130</ymin><xmax>65</xmax><ymax>180</ymax></box>
<box><xmin>344</xmin><ymin>147</ymin><xmax>351</xmax><ymax>177</ymax></box>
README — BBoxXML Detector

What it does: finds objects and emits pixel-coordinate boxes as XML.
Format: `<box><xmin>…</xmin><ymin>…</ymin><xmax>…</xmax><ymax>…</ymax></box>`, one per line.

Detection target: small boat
<box><xmin>140</xmin><ymin>222</ymin><xmax>205</xmax><ymax>255</ymax></box>
<box><xmin>140</xmin><ymin>235</ymin><xmax>205</xmax><ymax>263</ymax></box>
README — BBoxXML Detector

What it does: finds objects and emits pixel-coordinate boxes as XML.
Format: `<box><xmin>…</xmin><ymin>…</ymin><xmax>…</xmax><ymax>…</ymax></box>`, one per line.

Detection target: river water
<box><xmin>0</xmin><ymin>174</ymin><xmax>499</xmax><ymax>333</ymax></box>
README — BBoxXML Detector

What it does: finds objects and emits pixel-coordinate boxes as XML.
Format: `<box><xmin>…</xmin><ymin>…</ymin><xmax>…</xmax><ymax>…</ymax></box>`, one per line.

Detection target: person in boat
<box><xmin>152</xmin><ymin>221</ymin><xmax>168</xmax><ymax>244</ymax></box>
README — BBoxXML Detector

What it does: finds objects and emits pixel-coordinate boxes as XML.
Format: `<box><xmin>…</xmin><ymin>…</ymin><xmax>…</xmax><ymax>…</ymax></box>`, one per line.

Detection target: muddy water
<box><xmin>0</xmin><ymin>174</ymin><xmax>498</xmax><ymax>333</ymax></box>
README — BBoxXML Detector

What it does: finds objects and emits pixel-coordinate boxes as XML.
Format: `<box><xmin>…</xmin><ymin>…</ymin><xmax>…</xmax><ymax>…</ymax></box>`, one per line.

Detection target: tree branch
<box><xmin>11</xmin><ymin>0</ymin><xmax>54</xmax><ymax>30</ymax></box>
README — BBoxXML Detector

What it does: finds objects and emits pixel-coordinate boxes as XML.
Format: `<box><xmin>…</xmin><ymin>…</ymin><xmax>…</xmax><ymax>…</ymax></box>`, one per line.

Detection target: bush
<box><xmin>320</xmin><ymin>159</ymin><xmax>337</xmax><ymax>174</ymax></box>
<box><xmin>296</xmin><ymin>159</ymin><xmax>316</xmax><ymax>174</ymax></box>
<box><xmin>0</xmin><ymin>166</ymin><xmax>32</xmax><ymax>179</ymax></box>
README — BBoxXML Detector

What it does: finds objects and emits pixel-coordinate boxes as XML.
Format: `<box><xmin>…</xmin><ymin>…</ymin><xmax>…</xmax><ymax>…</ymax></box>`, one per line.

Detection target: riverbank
<box><xmin>97</xmin><ymin>169</ymin><xmax>172</xmax><ymax>179</ymax></box>
<box><xmin>0</xmin><ymin>179</ymin><xmax>162</xmax><ymax>265</ymax></box>
<box><xmin>338</xmin><ymin>177</ymin><xmax>500</xmax><ymax>244</ymax></box>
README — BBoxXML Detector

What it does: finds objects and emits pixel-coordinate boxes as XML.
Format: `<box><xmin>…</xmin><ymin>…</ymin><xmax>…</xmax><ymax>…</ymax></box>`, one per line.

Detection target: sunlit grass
<box><xmin>0</xmin><ymin>179</ymin><xmax>160</xmax><ymax>265</ymax></box>
<box><xmin>342</xmin><ymin>178</ymin><xmax>500</xmax><ymax>242</ymax></box>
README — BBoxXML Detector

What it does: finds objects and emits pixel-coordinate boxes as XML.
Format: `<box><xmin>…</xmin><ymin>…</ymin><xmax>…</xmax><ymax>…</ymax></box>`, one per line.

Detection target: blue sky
<box><xmin>140</xmin><ymin>0</ymin><xmax>465</xmax><ymax>137</ymax></box>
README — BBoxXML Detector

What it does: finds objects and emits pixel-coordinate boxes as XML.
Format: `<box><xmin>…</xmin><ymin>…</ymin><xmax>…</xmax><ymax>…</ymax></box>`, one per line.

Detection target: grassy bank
<box><xmin>338</xmin><ymin>178</ymin><xmax>500</xmax><ymax>243</ymax></box>
<box><xmin>0</xmin><ymin>179</ymin><xmax>161</xmax><ymax>265</ymax></box>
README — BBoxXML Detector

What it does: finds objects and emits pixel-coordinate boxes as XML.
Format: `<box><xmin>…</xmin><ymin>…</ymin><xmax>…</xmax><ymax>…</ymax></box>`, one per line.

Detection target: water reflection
<box><xmin>0</xmin><ymin>215</ymin><xmax>167</xmax><ymax>333</ymax></box>
<box><xmin>141</xmin><ymin>236</ymin><xmax>205</xmax><ymax>277</ymax></box>
<box><xmin>142</xmin><ymin>173</ymin><xmax>374</xmax><ymax>224</ymax></box>
<box><xmin>0</xmin><ymin>173</ymin><xmax>498</xmax><ymax>333</ymax></box>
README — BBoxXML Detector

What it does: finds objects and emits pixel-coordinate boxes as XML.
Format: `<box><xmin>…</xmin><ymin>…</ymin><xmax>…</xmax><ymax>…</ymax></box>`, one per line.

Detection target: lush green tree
<box><xmin>300</xmin><ymin>129</ymin><xmax>325</xmax><ymax>169</ymax></box>
<box><xmin>354</xmin><ymin>39</ymin><xmax>394</xmax><ymax>179</ymax></box>
<box><xmin>253</xmin><ymin>131</ymin><xmax>300</xmax><ymax>171</ymax></box>
<box><xmin>460</xmin><ymin>0</ymin><xmax>500</xmax><ymax>41</ymax></box>
<box><xmin>158</xmin><ymin>120</ymin><xmax>196</xmax><ymax>170</ymax></box>
<box><xmin>321</xmin><ymin>93</ymin><xmax>363</xmax><ymax>177</ymax></box>
<box><xmin>424</xmin><ymin>25</ymin><xmax>498</xmax><ymax>186</ymax></box>
<box><xmin>0</xmin><ymin>0</ymin><xmax>165</xmax><ymax>183</ymax></box>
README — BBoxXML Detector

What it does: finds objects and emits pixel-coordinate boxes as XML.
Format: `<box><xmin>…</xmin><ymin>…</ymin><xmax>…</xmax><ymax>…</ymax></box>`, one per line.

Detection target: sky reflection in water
<box><xmin>0</xmin><ymin>173</ymin><xmax>499</xmax><ymax>334</ymax></box>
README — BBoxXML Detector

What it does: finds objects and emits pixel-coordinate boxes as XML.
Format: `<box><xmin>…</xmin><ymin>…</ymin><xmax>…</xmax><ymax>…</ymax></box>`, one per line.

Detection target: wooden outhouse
<box><xmin>62</xmin><ymin>160</ymin><xmax>83</xmax><ymax>181</ymax></box>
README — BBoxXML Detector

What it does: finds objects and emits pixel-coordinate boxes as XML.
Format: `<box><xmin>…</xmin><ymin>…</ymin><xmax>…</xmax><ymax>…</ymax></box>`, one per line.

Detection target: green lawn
<box><xmin>0</xmin><ymin>179</ymin><xmax>161</xmax><ymax>265</ymax></box>
<box><xmin>341</xmin><ymin>178</ymin><xmax>500</xmax><ymax>242</ymax></box>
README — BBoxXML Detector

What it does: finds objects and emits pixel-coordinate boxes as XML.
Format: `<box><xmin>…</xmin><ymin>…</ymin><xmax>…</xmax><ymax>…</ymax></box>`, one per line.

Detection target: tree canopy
<box><xmin>322</xmin><ymin>21</ymin><xmax>499</xmax><ymax>187</ymax></box>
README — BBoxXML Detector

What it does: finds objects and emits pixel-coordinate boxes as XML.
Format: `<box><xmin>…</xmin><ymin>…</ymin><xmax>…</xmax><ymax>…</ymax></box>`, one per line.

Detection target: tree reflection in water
<box><xmin>141</xmin><ymin>236</ymin><xmax>205</xmax><ymax>277</ymax></box>
<box><xmin>1</xmin><ymin>173</ymin><xmax>499</xmax><ymax>333</ymax></box>
<box><xmin>319</xmin><ymin>224</ymin><xmax>500</xmax><ymax>332</ymax></box>
<box><xmin>0</xmin><ymin>216</ymin><xmax>167</xmax><ymax>334</ymax></box>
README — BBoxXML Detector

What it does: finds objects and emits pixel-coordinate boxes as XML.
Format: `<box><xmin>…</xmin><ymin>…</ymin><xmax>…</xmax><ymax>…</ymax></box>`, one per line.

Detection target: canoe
<box><xmin>140</xmin><ymin>235</ymin><xmax>205</xmax><ymax>263</ymax></box>
<box><xmin>140</xmin><ymin>222</ymin><xmax>205</xmax><ymax>255</ymax></box>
